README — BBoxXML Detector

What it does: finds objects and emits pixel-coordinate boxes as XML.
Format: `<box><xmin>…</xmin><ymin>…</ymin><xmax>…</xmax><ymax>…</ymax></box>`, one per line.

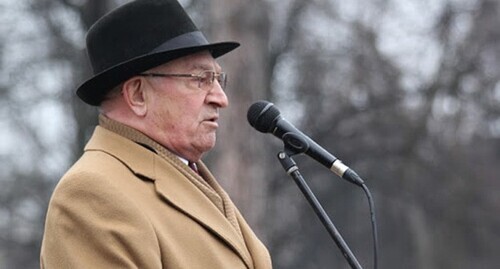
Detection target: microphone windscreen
<box><xmin>247</xmin><ymin>100</ymin><xmax>281</xmax><ymax>133</ymax></box>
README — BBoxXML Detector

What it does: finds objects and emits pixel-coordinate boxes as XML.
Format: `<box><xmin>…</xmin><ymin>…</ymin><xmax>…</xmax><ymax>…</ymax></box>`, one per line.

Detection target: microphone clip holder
<box><xmin>277</xmin><ymin>147</ymin><xmax>363</xmax><ymax>269</ymax></box>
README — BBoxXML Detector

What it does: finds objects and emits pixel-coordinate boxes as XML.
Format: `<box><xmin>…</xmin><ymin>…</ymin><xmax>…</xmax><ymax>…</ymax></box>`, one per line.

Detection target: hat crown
<box><xmin>86</xmin><ymin>0</ymin><xmax>199</xmax><ymax>75</ymax></box>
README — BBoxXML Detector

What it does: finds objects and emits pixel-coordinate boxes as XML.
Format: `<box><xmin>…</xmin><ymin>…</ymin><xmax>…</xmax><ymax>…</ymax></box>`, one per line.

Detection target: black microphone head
<box><xmin>247</xmin><ymin>100</ymin><xmax>281</xmax><ymax>133</ymax></box>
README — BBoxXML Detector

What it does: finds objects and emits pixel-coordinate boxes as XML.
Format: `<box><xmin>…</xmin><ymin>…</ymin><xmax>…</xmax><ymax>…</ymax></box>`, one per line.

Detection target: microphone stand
<box><xmin>277</xmin><ymin>148</ymin><xmax>363</xmax><ymax>269</ymax></box>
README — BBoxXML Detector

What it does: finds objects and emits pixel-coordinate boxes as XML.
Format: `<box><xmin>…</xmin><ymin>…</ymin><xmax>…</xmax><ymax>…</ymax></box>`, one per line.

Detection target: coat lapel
<box><xmin>153</xmin><ymin>163</ymin><xmax>253</xmax><ymax>268</ymax></box>
<box><xmin>86</xmin><ymin>127</ymin><xmax>253</xmax><ymax>268</ymax></box>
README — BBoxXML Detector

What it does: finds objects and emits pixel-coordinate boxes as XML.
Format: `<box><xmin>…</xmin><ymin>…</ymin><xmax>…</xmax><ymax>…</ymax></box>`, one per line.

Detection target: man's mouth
<box><xmin>207</xmin><ymin>115</ymin><xmax>218</xmax><ymax>122</ymax></box>
<box><xmin>202</xmin><ymin>115</ymin><xmax>219</xmax><ymax>127</ymax></box>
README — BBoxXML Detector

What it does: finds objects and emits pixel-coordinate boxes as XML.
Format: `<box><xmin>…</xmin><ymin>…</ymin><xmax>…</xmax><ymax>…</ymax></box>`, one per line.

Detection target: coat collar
<box><xmin>84</xmin><ymin>121</ymin><xmax>253</xmax><ymax>268</ymax></box>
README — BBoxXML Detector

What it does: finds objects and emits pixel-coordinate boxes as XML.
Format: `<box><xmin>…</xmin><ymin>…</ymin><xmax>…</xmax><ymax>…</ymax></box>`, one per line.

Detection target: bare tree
<box><xmin>260</xmin><ymin>0</ymin><xmax>500</xmax><ymax>268</ymax></box>
<box><xmin>0</xmin><ymin>1</ymin><xmax>118</xmax><ymax>268</ymax></box>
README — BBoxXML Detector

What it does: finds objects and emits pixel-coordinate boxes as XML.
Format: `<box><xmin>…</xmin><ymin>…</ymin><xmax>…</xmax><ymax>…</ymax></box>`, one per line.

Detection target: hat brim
<box><xmin>76</xmin><ymin>41</ymin><xmax>239</xmax><ymax>106</ymax></box>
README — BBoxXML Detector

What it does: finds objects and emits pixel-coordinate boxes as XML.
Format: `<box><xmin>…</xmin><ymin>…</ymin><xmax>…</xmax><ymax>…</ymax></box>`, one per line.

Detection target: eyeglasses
<box><xmin>139</xmin><ymin>70</ymin><xmax>227</xmax><ymax>91</ymax></box>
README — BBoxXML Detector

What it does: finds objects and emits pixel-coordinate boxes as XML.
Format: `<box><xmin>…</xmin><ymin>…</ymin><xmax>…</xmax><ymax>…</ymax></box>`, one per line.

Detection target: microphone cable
<box><xmin>361</xmin><ymin>183</ymin><xmax>378</xmax><ymax>269</ymax></box>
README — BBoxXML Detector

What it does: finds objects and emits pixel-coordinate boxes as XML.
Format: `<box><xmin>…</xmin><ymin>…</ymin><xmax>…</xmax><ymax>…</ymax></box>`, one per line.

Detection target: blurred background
<box><xmin>1</xmin><ymin>0</ymin><xmax>499</xmax><ymax>268</ymax></box>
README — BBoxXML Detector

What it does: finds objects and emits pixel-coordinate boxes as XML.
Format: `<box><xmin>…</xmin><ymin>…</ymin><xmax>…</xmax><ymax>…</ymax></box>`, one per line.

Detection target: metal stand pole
<box><xmin>277</xmin><ymin>150</ymin><xmax>363</xmax><ymax>269</ymax></box>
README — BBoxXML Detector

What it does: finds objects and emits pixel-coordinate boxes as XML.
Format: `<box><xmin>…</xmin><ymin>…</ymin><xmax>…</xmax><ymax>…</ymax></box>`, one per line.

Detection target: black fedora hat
<box><xmin>77</xmin><ymin>0</ymin><xmax>240</xmax><ymax>106</ymax></box>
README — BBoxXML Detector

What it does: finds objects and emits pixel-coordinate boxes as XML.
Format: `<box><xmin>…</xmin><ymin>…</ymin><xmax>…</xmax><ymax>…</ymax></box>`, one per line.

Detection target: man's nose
<box><xmin>206</xmin><ymin>80</ymin><xmax>229</xmax><ymax>108</ymax></box>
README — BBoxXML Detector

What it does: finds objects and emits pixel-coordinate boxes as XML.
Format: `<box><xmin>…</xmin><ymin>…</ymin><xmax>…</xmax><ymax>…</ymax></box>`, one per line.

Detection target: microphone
<box><xmin>247</xmin><ymin>100</ymin><xmax>364</xmax><ymax>186</ymax></box>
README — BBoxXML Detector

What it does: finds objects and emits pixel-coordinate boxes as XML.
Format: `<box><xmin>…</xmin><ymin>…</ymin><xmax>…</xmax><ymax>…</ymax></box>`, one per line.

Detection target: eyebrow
<box><xmin>190</xmin><ymin>63</ymin><xmax>222</xmax><ymax>72</ymax></box>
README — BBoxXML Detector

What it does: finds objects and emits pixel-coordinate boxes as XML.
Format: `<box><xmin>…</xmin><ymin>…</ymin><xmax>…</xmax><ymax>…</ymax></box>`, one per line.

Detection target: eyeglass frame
<box><xmin>138</xmin><ymin>70</ymin><xmax>227</xmax><ymax>91</ymax></box>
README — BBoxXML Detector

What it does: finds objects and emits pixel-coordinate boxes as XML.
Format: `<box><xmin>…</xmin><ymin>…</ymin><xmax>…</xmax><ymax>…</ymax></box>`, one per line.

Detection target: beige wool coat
<box><xmin>40</xmin><ymin>120</ymin><xmax>272</xmax><ymax>269</ymax></box>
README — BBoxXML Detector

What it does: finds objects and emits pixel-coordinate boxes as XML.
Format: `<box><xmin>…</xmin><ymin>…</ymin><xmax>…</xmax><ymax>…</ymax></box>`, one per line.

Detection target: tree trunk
<box><xmin>206</xmin><ymin>0</ymin><xmax>273</xmax><ymax>234</ymax></box>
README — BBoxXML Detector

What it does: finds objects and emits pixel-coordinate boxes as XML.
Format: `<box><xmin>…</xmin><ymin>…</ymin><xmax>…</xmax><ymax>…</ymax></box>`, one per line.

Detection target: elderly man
<box><xmin>40</xmin><ymin>0</ymin><xmax>272</xmax><ymax>268</ymax></box>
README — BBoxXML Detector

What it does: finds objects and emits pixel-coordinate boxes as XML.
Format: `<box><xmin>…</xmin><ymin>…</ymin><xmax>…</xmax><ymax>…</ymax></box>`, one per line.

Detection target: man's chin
<box><xmin>195</xmin><ymin>135</ymin><xmax>217</xmax><ymax>152</ymax></box>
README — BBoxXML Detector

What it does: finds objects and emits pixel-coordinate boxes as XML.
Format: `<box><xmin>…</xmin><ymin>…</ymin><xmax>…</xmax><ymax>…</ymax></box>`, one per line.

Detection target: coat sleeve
<box><xmin>40</xmin><ymin>169</ymin><xmax>162</xmax><ymax>269</ymax></box>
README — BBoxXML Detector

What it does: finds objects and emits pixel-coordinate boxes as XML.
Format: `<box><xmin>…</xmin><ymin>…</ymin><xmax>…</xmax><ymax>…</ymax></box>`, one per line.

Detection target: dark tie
<box><xmin>188</xmin><ymin>162</ymin><xmax>199</xmax><ymax>174</ymax></box>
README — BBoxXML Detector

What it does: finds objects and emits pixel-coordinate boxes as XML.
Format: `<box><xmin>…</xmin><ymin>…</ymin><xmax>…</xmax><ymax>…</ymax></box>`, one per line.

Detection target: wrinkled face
<box><xmin>143</xmin><ymin>51</ymin><xmax>229</xmax><ymax>161</ymax></box>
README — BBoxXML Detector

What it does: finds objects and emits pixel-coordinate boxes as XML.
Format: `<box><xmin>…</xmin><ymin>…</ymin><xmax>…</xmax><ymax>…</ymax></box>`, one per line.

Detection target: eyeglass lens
<box><xmin>199</xmin><ymin>71</ymin><xmax>227</xmax><ymax>90</ymax></box>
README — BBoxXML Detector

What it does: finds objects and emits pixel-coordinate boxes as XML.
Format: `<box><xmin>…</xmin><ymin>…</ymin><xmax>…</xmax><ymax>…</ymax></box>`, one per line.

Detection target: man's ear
<box><xmin>122</xmin><ymin>77</ymin><xmax>148</xmax><ymax>116</ymax></box>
